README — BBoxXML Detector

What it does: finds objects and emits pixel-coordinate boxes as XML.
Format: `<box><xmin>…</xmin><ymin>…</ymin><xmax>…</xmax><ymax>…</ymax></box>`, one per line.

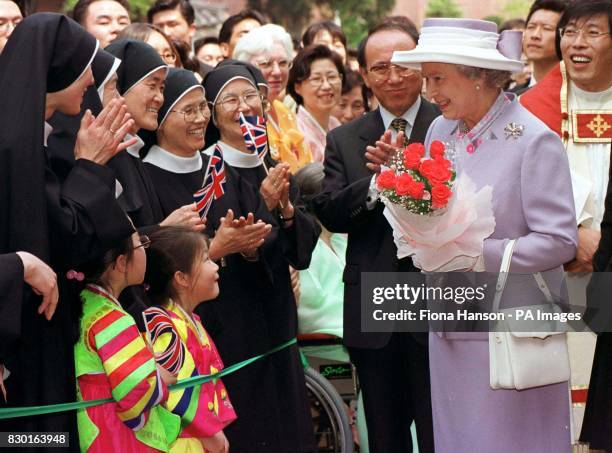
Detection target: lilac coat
<box><xmin>424</xmin><ymin>94</ymin><xmax>578</xmax><ymax>452</ymax></box>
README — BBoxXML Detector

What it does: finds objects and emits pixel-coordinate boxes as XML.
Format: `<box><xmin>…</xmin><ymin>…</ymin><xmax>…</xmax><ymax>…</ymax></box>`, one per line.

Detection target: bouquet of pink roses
<box><xmin>377</xmin><ymin>141</ymin><xmax>495</xmax><ymax>272</ymax></box>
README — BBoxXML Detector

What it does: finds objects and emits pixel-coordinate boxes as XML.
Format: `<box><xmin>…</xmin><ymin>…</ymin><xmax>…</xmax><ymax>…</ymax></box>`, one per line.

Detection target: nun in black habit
<box><xmin>103</xmin><ymin>39</ymin><xmax>169</xmax><ymax>228</ymax></box>
<box><xmin>103</xmin><ymin>39</ymin><xmax>206</xmax><ymax>235</ymax></box>
<box><xmin>141</xmin><ymin>68</ymin><xmax>212</xmax><ymax>218</ymax></box>
<box><xmin>0</xmin><ymin>13</ymin><xmax>134</xmax><ymax>447</ymax></box>
<box><xmin>195</xmin><ymin>64</ymin><xmax>319</xmax><ymax>452</ymax></box>
<box><xmin>216</xmin><ymin>58</ymin><xmax>270</xmax><ymax>107</ymax></box>
<box><xmin>142</xmin><ymin>68</ymin><xmax>271</xmax><ymax>262</ymax></box>
<box><xmin>47</xmin><ymin>48</ymin><xmax>122</xmax><ymax>182</ymax></box>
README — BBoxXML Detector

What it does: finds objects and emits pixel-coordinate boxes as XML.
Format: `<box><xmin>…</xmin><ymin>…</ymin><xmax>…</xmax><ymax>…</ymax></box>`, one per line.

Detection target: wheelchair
<box><xmin>299</xmin><ymin>333</ymin><xmax>361</xmax><ymax>453</ymax></box>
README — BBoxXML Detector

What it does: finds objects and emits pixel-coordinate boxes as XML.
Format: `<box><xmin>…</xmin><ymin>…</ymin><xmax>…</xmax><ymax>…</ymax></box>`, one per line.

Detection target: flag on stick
<box><xmin>239</xmin><ymin>112</ymin><xmax>269</xmax><ymax>160</ymax></box>
<box><xmin>194</xmin><ymin>144</ymin><xmax>226</xmax><ymax>219</ymax></box>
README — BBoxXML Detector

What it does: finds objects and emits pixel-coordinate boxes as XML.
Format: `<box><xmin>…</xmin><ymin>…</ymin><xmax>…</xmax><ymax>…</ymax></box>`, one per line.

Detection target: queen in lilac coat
<box><xmin>392</xmin><ymin>18</ymin><xmax>578</xmax><ymax>452</ymax></box>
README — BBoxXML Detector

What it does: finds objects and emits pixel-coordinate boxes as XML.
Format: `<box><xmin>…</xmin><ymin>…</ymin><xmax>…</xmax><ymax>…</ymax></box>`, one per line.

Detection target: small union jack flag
<box><xmin>239</xmin><ymin>112</ymin><xmax>269</xmax><ymax>160</ymax></box>
<box><xmin>194</xmin><ymin>144</ymin><xmax>226</xmax><ymax>219</ymax></box>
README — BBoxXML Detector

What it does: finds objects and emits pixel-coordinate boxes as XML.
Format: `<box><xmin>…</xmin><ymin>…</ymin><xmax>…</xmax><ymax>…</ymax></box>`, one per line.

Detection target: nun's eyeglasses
<box><xmin>170</xmin><ymin>102</ymin><xmax>211</xmax><ymax>123</ymax></box>
<box><xmin>217</xmin><ymin>91</ymin><xmax>262</xmax><ymax>112</ymax></box>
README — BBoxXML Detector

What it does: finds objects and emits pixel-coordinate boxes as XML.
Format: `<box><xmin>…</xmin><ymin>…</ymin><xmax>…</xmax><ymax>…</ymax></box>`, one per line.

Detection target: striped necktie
<box><xmin>390</xmin><ymin>117</ymin><xmax>409</xmax><ymax>145</ymax></box>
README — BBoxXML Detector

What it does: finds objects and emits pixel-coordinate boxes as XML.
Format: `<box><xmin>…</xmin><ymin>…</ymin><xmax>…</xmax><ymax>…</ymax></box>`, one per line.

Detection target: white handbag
<box><xmin>489</xmin><ymin>239</ymin><xmax>570</xmax><ymax>390</ymax></box>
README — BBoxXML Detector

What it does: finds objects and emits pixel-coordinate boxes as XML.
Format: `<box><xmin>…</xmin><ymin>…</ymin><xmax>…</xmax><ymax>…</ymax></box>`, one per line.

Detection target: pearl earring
<box><xmin>475</xmin><ymin>85</ymin><xmax>481</xmax><ymax>91</ymax></box>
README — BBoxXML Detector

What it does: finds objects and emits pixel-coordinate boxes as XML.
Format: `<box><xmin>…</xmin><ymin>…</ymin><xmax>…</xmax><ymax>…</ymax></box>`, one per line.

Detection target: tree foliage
<box><xmin>248</xmin><ymin>0</ymin><xmax>318</xmax><ymax>39</ymax></box>
<box><xmin>331</xmin><ymin>0</ymin><xmax>396</xmax><ymax>48</ymax></box>
<box><xmin>502</xmin><ymin>0</ymin><xmax>531</xmax><ymax>20</ymax></box>
<box><xmin>426</xmin><ymin>0</ymin><xmax>463</xmax><ymax>18</ymax></box>
<box><xmin>249</xmin><ymin>0</ymin><xmax>395</xmax><ymax>48</ymax></box>
<box><xmin>483</xmin><ymin>15</ymin><xmax>503</xmax><ymax>26</ymax></box>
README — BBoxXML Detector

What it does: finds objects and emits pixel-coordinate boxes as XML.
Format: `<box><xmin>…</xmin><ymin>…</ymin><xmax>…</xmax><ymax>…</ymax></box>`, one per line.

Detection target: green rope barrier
<box><xmin>0</xmin><ymin>338</ymin><xmax>297</xmax><ymax>420</ymax></box>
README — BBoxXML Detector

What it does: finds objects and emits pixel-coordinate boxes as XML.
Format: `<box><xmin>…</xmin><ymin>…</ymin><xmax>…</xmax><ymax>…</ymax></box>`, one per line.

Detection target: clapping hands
<box><xmin>208</xmin><ymin>209</ymin><xmax>272</xmax><ymax>261</ymax></box>
<box><xmin>365</xmin><ymin>130</ymin><xmax>406</xmax><ymax>173</ymax></box>
<box><xmin>74</xmin><ymin>98</ymin><xmax>137</xmax><ymax>165</ymax></box>
<box><xmin>260</xmin><ymin>163</ymin><xmax>291</xmax><ymax>211</ymax></box>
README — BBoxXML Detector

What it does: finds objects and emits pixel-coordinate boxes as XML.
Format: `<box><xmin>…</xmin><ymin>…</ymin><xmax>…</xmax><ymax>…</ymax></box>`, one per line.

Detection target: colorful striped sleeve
<box><xmin>88</xmin><ymin>308</ymin><xmax>167</xmax><ymax>431</ymax></box>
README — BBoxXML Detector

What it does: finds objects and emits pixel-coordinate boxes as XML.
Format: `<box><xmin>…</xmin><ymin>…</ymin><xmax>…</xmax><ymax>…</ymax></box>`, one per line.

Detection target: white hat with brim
<box><xmin>391</xmin><ymin>18</ymin><xmax>524</xmax><ymax>73</ymax></box>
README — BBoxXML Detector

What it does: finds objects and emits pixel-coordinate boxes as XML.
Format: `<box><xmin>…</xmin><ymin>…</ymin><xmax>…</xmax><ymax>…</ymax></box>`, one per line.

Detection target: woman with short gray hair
<box><xmin>233</xmin><ymin>24</ymin><xmax>313</xmax><ymax>172</ymax></box>
<box><xmin>232</xmin><ymin>25</ymin><xmax>292</xmax><ymax>106</ymax></box>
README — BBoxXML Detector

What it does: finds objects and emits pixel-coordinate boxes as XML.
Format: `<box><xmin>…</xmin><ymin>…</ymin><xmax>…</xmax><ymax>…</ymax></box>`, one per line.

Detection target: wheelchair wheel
<box><xmin>304</xmin><ymin>366</ymin><xmax>354</xmax><ymax>453</ymax></box>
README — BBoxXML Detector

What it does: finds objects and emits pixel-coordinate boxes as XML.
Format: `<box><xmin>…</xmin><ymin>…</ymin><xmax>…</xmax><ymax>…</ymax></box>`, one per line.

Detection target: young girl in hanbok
<box><xmin>73</xmin><ymin>227</ymin><xmax>178</xmax><ymax>452</ymax></box>
<box><xmin>143</xmin><ymin>226</ymin><xmax>237</xmax><ymax>453</ymax></box>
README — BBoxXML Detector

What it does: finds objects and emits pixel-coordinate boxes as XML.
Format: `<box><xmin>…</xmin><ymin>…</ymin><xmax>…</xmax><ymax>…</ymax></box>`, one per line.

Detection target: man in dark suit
<box><xmin>313</xmin><ymin>20</ymin><xmax>440</xmax><ymax>453</ymax></box>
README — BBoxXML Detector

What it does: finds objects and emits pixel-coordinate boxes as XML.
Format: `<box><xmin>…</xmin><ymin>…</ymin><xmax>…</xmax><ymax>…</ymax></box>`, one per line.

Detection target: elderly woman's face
<box><xmin>124</xmin><ymin>67</ymin><xmax>166</xmax><ymax>132</ymax></box>
<box><xmin>214</xmin><ymin>78</ymin><xmax>263</xmax><ymax>141</ymax></box>
<box><xmin>295</xmin><ymin>58</ymin><xmax>342</xmax><ymax>117</ymax></box>
<box><xmin>158</xmin><ymin>88</ymin><xmax>210</xmax><ymax>154</ymax></box>
<box><xmin>250</xmin><ymin>42</ymin><xmax>291</xmax><ymax>102</ymax></box>
<box><xmin>422</xmin><ymin>62</ymin><xmax>482</xmax><ymax>122</ymax></box>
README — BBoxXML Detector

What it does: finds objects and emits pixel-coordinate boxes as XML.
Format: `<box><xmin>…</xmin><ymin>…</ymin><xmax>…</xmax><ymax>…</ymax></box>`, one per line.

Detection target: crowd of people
<box><xmin>0</xmin><ymin>0</ymin><xmax>610</xmax><ymax>452</ymax></box>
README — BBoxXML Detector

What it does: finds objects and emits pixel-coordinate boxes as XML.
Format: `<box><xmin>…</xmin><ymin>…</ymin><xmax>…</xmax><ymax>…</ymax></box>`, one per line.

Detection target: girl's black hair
<box><xmin>144</xmin><ymin>226</ymin><xmax>208</xmax><ymax>306</ymax></box>
<box><xmin>70</xmin><ymin>234</ymin><xmax>135</xmax><ymax>343</ymax></box>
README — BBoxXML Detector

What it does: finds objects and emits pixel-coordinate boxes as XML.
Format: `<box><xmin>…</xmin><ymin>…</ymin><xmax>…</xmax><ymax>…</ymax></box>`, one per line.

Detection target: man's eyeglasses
<box><xmin>254</xmin><ymin>58</ymin><xmax>292</xmax><ymax>71</ymax></box>
<box><xmin>367</xmin><ymin>63</ymin><xmax>416</xmax><ymax>81</ymax></box>
<box><xmin>132</xmin><ymin>235</ymin><xmax>151</xmax><ymax>250</ymax></box>
<box><xmin>170</xmin><ymin>102</ymin><xmax>211</xmax><ymax>123</ymax></box>
<box><xmin>560</xmin><ymin>26</ymin><xmax>610</xmax><ymax>41</ymax></box>
<box><xmin>216</xmin><ymin>91</ymin><xmax>262</xmax><ymax>112</ymax></box>
<box><xmin>306</xmin><ymin>73</ymin><xmax>343</xmax><ymax>88</ymax></box>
